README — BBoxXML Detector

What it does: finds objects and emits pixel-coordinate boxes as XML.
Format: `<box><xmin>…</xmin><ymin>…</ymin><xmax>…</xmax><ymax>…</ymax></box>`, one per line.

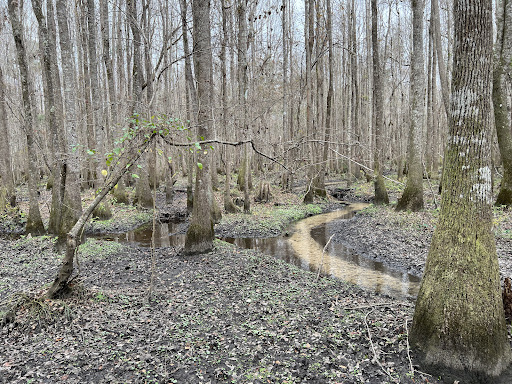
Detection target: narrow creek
<box><xmin>96</xmin><ymin>203</ymin><xmax>421</xmax><ymax>299</ymax></box>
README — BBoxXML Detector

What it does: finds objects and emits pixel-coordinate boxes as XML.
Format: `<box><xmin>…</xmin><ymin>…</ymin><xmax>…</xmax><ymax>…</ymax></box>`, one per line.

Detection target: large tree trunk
<box><xmin>410</xmin><ymin>0</ymin><xmax>512</xmax><ymax>378</ymax></box>
<box><xmin>100</xmin><ymin>0</ymin><xmax>116</xmax><ymax>133</ymax></box>
<box><xmin>396</xmin><ymin>0</ymin><xmax>425</xmax><ymax>211</ymax></box>
<box><xmin>493</xmin><ymin>0</ymin><xmax>512</xmax><ymax>206</ymax></box>
<box><xmin>183</xmin><ymin>0</ymin><xmax>215</xmax><ymax>254</ymax></box>
<box><xmin>8</xmin><ymin>0</ymin><xmax>45</xmax><ymax>234</ymax></box>
<box><xmin>349</xmin><ymin>0</ymin><xmax>360</xmax><ymax>179</ymax></box>
<box><xmin>371</xmin><ymin>0</ymin><xmax>389</xmax><ymax>204</ymax></box>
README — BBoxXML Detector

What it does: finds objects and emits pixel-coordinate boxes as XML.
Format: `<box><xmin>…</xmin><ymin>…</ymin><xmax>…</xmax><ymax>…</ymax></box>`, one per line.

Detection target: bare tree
<box><xmin>411</xmin><ymin>0</ymin><xmax>512</xmax><ymax>378</ymax></box>
<box><xmin>55</xmin><ymin>0</ymin><xmax>83</xmax><ymax>235</ymax></box>
<box><xmin>8</xmin><ymin>0</ymin><xmax>45</xmax><ymax>234</ymax></box>
<box><xmin>371</xmin><ymin>0</ymin><xmax>389</xmax><ymax>204</ymax></box>
<box><xmin>396</xmin><ymin>0</ymin><xmax>425</xmax><ymax>211</ymax></box>
<box><xmin>493</xmin><ymin>0</ymin><xmax>512</xmax><ymax>206</ymax></box>
<box><xmin>0</xmin><ymin>65</ymin><xmax>15</xmax><ymax>209</ymax></box>
<box><xmin>184</xmin><ymin>0</ymin><xmax>215</xmax><ymax>254</ymax></box>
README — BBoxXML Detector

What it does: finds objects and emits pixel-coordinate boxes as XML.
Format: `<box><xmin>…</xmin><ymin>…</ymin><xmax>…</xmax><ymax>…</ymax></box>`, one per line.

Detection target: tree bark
<box><xmin>410</xmin><ymin>0</ymin><xmax>512</xmax><ymax>378</ymax></box>
<box><xmin>8</xmin><ymin>0</ymin><xmax>45</xmax><ymax>234</ymax></box>
<box><xmin>371</xmin><ymin>0</ymin><xmax>389</xmax><ymax>204</ymax></box>
<box><xmin>431</xmin><ymin>0</ymin><xmax>450</xmax><ymax>119</ymax></box>
<box><xmin>184</xmin><ymin>0</ymin><xmax>215</xmax><ymax>254</ymax></box>
<box><xmin>396</xmin><ymin>0</ymin><xmax>425</xmax><ymax>211</ymax></box>
<box><xmin>128</xmin><ymin>0</ymin><xmax>153</xmax><ymax>208</ymax></box>
<box><xmin>493</xmin><ymin>0</ymin><xmax>512</xmax><ymax>206</ymax></box>
<box><xmin>55</xmin><ymin>0</ymin><xmax>83</xmax><ymax>236</ymax></box>
<box><xmin>0</xmin><ymin>65</ymin><xmax>15</xmax><ymax>208</ymax></box>
<box><xmin>237</xmin><ymin>0</ymin><xmax>251</xmax><ymax>213</ymax></box>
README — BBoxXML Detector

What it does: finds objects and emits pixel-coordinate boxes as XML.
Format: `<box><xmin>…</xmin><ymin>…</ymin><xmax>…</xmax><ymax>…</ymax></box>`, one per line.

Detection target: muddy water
<box><xmin>97</xmin><ymin>203</ymin><xmax>420</xmax><ymax>299</ymax></box>
<box><xmin>225</xmin><ymin>204</ymin><xmax>420</xmax><ymax>298</ymax></box>
<box><xmin>97</xmin><ymin>221</ymin><xmax>186</xmax><ymax>248</ymax></box>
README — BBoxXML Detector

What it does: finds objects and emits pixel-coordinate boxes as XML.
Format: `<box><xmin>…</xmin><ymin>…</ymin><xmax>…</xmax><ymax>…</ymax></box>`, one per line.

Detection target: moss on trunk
<box><xmin>396</xmin><ymin>182</ymin><xmax>423</xmax><ymax>211</ymax></box>
<box><xmin>411</xmin><ymin>1</ymin><xmax>512</xmax><ymax>377</ymax></box>
<box><xmin>373</xmin><ymin>175</ymin><xmax>389</xmax><ymax>205</ymax></box>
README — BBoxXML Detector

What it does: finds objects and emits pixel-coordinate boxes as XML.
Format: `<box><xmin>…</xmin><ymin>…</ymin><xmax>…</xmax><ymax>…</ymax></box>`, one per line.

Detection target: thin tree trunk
<box><xmin>371</xmin><ymin>0</ymin><xmax>389</xmax><ymax>204</ymax></box>
<box><xmin>493</xmin><ymin>0</ymin><xmax>512</xmax><ymax>205</ymax></box>
<box><xmin>47</xmin><ymin>130</ymin><xmax>157</xmax><ymax>298</ymax></box>
<box><xmin>0</xmin><ymin>65</ymin><xmax>15</xmax><ymax>208</ymax></box>
<box><xmin>128</xmin><ymin>0</ymin><xmax>153</xmax><ymax>208</ymax></box>
<box><xmin>8</xmin><ymin>0</ymin><xmax>45</xmax><ymax>234</ymax></box>
<box><xmin>396</xmin><ymin>0</ymin><xmax>425</xmax><ymax>211</ymax></box>
<box><xmin>55</xmin><ymin>0</ymin><xmax>83</xmax><ymax>236</ymax></box>
<box><xmin>431</xmin><ymin>0</ymin><xmax>450</xmax><ymax>118</ymax></box>
<box><xmin>238</xmin><ymin>0</ymin><xmax>251</xmax><ymax>213</ymax></box>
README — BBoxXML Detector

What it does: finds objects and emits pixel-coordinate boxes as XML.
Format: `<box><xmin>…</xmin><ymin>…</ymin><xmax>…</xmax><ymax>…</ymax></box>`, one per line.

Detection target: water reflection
<box><xmin>225</xmin><ymin>204</ymin><xmax>420</xmax><ymax>299</ymax></box>
<box><xmin>97</xmin><ymin>221</ymin><xmax>186</xmax><ymax>248</ymax></box>
<box><xmin>94</xmin><ymin>203</ymin><xmax>421</xmax><ymax>299</ymax></box>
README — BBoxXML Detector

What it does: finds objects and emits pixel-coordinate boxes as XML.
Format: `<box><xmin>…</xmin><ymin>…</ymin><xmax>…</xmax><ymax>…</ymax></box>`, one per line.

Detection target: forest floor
<box><xmin>1</xmin><ymin>177</ymin><xmax>512</xmax><ymax>383</ymax></box>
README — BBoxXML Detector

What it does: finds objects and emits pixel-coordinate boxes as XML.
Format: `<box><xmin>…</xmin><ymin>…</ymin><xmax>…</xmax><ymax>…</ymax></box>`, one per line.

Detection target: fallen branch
<box><xmin>405</xmin><ymin>317</ymin><xmax>414</xmax><ymax>376</ymax></box>
<box><xmin>342</xmin><ymin>302</ymin><xmax>413</xmax><ymax>311</ymax></box>
<box><xmin>316</xmin><ymin>234</ymin><xmax>334</xmax><ymax>281</ymax></box>
<box><xmin>364</xmin><ymin>309</ymin><xmax>399</xmax><ymax>383</ymax></box>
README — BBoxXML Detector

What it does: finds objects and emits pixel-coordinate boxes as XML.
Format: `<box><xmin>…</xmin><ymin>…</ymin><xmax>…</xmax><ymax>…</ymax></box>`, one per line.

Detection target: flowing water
<box><xmin>96</xmin><ymin>203</ymin><xmax>421</xmax><ymax>299</ymax></box>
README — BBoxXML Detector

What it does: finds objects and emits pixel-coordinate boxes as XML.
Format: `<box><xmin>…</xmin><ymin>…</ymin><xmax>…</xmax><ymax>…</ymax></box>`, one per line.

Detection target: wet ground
<box><xmin>2</xmin><ymin>185</ymin><xmax>512</xmax><ymax>383</ymax></box>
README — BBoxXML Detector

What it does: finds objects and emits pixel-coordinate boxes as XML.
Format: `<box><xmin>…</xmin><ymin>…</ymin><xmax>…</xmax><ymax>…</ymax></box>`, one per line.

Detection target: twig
<box><xmin>342</xmin><ymin>302</ymin><xmax>413</xmax><ymax>311</ymax></box>
<box><xmin>405</xmin><ymin>318</ymin><xmax>414</xmax><ymax>377</ymax></box>
<box><xmin>364</xmin><ymin>309</ymin><xmax>399</xmax><ymax>383</ymax></box>
<box><xmin>329</xmin><ymin>147</ymin><xmax>405</xmax><ymax>186</ymax></box>
<box><xmin>316</xmin><ymin>234</ymin><xmax>335</xmax><ymax>281</ymax></box>
<box><xmin>161</xmin><ymin>137</ymin><xmax>289</xmax><ymax>172</ymax></box>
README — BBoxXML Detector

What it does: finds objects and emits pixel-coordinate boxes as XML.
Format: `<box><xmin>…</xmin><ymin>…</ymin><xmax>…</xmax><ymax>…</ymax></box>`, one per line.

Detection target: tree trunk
<box><xmin>56</xmin><ymin>0</ymin><xmax>83</xmax><ymax>236</ymax></box>
<box><xmin>8</xmin><ymin>0</ymin><xmax>45</xmax><ymax>234</ymax></box>
<box><xmin>128</xmin><ymin>0</ymin><xmax>153</xmax><ymax>208</ymax></box>
<box><xmin>371</xmin><ymin>0</ymin><xmax>389</xmax><ymax>204</ymax></box>
<box><xmin>86</xmin><ymin>0</ymin><xmax>105</xmax><ymax>188</ymax></box>
<box><xmin>184</xmin><ymin>0</ymin><xmax>215</xmax><ymax>254</ymax></box>
<box><xmin>237</xmin><ymin>0</ymin><xmax>251</xmax><ymax>213</ymax></box>
<box><xmin>180</xmin><ymin>0</ymin><xmax>198</xmax><ymax>213</ymax></box>
<box><xmin>0</xmin><ymin>65</ymin><xmax>15</xmax><ymax>208</ymax></box>
<box><xmin>32</xmin><ymin>0</ymin><xmax>67</xmax><ymax>232</ymax></box>
<box><xmin>493</xmin><ymin>0</ymin><xmax>512</xmax><ymax>206</ymax></box>
<box><xmin>410</xmin><ymin>0</ymin><xmax>512</xmax><ymax>378</ymax></box>
<box><xmin>396</xmin><ymin>0</ymin><xmax>425</xmax><ymax>211</ymax></box>
<box><xmin>431</xmin><ymin>0</ymin><xmax>450</xmax><ymax>119</ymax></box>
<box><xmin>324</xmin><ymin>0</ymin><xmax>333</xmax><ymax>180</ymax></box>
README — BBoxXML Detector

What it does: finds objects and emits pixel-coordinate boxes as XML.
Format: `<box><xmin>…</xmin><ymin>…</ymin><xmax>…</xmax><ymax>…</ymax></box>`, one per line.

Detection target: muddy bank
<box><xmin>331</xmin><ymin>204</ymin><xmax>512</xmax><ymax>280</ymax></box>
<box><xmin>0</xmin><ymin>234</ymin><xmax>436</xmax><ymax>383</ymax></box>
